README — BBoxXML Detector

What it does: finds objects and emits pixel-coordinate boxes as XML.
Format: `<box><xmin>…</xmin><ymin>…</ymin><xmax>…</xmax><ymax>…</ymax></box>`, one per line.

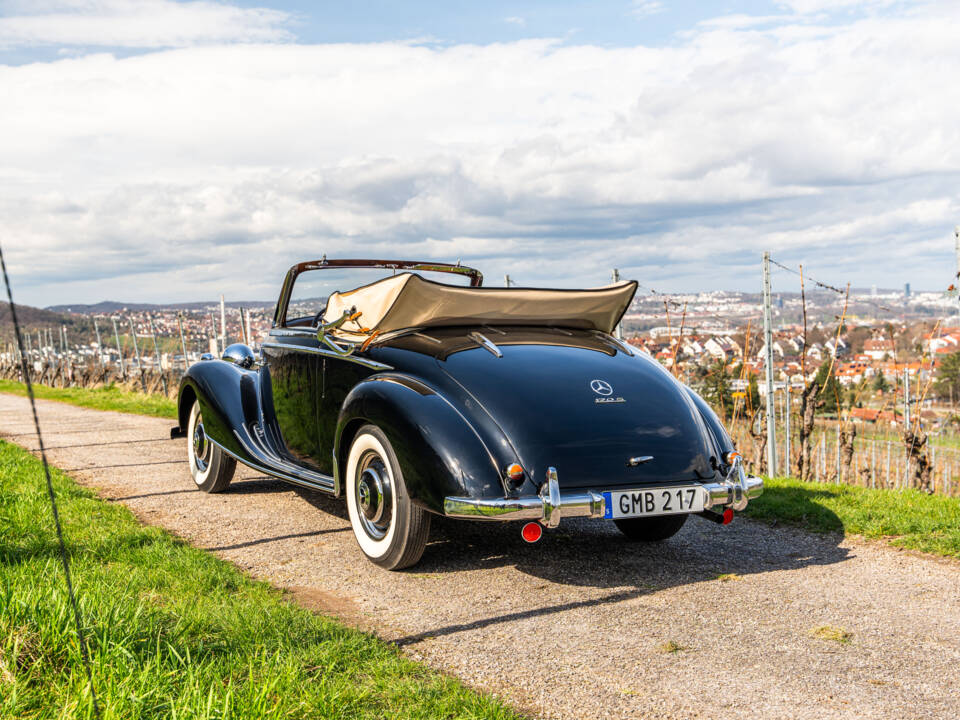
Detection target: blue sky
<box><xmin>1</xmin><ymin>0</ymin><xmax>957</xmax><ymax>305</ymax></box>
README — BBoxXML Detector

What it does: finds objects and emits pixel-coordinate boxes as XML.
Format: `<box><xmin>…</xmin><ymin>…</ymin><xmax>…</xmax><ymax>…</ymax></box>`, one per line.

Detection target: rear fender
<box><xmin>334</xmin><ymin>375</ymin><xmax>506</xmax><ymax>514</ymax></box>
<box><xmin>684</xmin><ymin>387</ymin><xmax>734</xmax><ymax>461</ymax></box>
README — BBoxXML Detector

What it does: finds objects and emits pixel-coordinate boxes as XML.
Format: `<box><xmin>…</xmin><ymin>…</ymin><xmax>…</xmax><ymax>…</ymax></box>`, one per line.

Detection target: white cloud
<box><xmin>631</xmin><ymin>1</ymin><xmax>665</xmax><ymax>18</ymax></box>
<box><xmin>0</xmin><ymin>0</ymin><xmax>292</xmax><ymax>49</ymax></box>
<box><xmin>504</xmin><ymin>16</ymin><xmax>525</xmax><ymax>27</ymax></box>
<box><xmin>1</xmin><ymin>3</ymin><xmax>959</xmax><ymax>304</ymax></box>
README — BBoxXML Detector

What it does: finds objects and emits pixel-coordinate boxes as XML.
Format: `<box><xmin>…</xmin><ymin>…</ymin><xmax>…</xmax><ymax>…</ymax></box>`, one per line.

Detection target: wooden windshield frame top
<box><xmin>273</xmin><ymin>258</ymin><xmax>484</xmax><ymax>328</ymax></box>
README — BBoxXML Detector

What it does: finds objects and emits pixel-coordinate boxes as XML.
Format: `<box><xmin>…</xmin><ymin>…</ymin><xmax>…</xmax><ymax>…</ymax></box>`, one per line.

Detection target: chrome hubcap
<box><xmin>192</xmin><ymin>417</ymin><xmax>210</xmax><ymax>472</ymax></box>
<box><xmin>355</xmin><ymin>452</ymin><xmax>392</xmax><ymax>540</ymax></box>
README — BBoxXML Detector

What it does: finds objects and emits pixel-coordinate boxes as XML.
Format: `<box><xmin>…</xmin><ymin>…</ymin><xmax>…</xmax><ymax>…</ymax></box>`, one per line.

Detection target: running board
<box><xmin>201</xmin><ymin>423</ymin><xmax>338</xmax><ymax>494</ymax></box>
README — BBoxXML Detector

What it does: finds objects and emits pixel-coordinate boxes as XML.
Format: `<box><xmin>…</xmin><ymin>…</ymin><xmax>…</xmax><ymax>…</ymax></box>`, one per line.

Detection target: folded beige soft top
<box><xmin>322</xmin><ymin>272</ymin><xmax>637</xmax><ymax>338</ymax></box>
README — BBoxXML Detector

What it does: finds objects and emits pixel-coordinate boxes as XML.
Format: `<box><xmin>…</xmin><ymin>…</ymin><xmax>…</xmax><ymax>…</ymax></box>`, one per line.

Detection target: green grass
<box><xmin>0</xmin><ymin>379</ymin><xmax>176</xmax><ymax>419</ymax></box>
<box><xmin>0</xmin><ymin>440</ymin><xmax>523</xmax><ymax>720</ymax></box>
<box><xmin>744</xmin><ymin>476</ymin><xmax>960</xmax><ymax>558</ymax></box>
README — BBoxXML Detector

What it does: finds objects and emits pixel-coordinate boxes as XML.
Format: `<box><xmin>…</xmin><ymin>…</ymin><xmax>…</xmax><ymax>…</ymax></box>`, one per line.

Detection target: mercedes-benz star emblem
<box><xmin>590</xmin><ymin>379</ymin><xmax>613</xmax><ymax>396</ymax></box>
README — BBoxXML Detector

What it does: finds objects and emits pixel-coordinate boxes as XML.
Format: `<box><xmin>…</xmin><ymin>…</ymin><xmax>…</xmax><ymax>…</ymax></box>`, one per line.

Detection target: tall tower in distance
<box><xmin>904</xmin><ymin>282</ymin><xmax>911</xmax><ymax>298</ymax></box>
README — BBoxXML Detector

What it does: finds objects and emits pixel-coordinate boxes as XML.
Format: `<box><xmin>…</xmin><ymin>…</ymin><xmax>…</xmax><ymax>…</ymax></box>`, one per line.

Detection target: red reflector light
<box><xmin>505</xmin><ymin>463</ymin><xmax>524</xmax><ymax>482</ymax></box>
<box><xmin>722</xmin><ymin>508</ymin><xmax>734</xmax><ymax>525</ymax></box>
<box><xmin>521</xmin><ymin>522</ymin><xmax>543</xmax><ymax>543</ymax></box>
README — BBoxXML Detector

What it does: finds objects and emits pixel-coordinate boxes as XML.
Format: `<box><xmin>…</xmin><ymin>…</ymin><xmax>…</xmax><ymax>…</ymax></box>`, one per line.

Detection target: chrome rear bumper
<box><xmin>442</xmin><ymin>459</ymin><xmax>763</xmax><ymax>528</ymax></box>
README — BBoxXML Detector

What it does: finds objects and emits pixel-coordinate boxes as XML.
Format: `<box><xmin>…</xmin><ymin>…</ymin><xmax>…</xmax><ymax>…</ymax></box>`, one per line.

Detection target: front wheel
<box><xmin>614</xmin><ymin>513</ymin><xmax>688</xmax><ymax>542</ymax></box>
<box><xmin>345</xmin><ymin>425</ymin><xmax>430</xmax><ymax>570</ymax></box>
<box><xmin>186</xmin><ymin>400</ymin><xmax>236</xmax><ymax>493</ymax></box>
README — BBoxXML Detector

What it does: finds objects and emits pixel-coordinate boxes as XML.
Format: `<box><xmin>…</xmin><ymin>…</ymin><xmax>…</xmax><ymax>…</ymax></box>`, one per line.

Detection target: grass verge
<box><xmin>0</xmin><ymin>440</ymin><xmax>523</xmax><ymax>719</ymax></box>
<box><xmin>0</xmin><ymin>378</ymin><xmax>176</xmax><ymax>419</ymax></box>
<box><xmin>744</xmin><ymin>476</ymin><xmax>960</xmax><ymax>558</ymax></box>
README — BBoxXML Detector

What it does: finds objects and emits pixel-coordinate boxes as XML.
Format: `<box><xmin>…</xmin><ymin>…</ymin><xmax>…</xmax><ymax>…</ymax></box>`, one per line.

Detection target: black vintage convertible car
<box><xmin>173</xmin><ymin>258</ymin><xmax>762</xmax><ymax>569</ymax></box>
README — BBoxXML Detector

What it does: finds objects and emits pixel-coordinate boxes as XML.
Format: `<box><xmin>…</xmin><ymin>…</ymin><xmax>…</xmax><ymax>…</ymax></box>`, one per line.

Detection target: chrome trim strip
<box><xmin>269</xmin><ymin>328</ymin><xmax>319</xmax><ymax>337</ymax></box>
<box><xmin>467</xmin><ymin>331</ymin><xmax>503</xmax><ymax>358</ymax></box>
<box><xmin>627</xmin><ymin>456</ymin><xmax>654</xmax><ymax>466</ymax></box>
<box><xmin>209</xmin><ymin>436</ymin><xmax>336</xmax><ymax>493</ymax></box>
<box><xmin>260</xmin><ymin>342</ymin><xmax>393</xmax><ymax>371</ymax></box>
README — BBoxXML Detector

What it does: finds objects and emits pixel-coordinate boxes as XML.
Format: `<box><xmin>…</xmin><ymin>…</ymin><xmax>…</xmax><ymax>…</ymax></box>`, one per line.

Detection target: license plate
<box><xmin>603</xmin><ymin>486</ymin><xmax>705</xmax><ymax>519</ymax></box>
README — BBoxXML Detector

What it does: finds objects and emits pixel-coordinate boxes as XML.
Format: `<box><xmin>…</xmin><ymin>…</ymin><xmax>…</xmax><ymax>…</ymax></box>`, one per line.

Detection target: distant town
<box><xmin>3</xmin><ymin>282</ymin><xmax>959</xmax><ymax>427</ymax></box>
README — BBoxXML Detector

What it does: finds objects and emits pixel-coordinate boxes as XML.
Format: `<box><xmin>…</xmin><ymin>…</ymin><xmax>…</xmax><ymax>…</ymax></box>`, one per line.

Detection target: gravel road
<box><xmin>2</xmin><ymin>393</ymin><xmax>958</xmax><ymax>719</ymax></box>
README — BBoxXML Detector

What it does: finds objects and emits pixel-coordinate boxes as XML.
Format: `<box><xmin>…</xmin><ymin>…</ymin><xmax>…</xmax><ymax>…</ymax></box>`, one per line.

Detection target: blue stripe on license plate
<box><xmin>603</xmin><ymin>491</ymin><xmax>613</xmax><ymax>519</ymax></box>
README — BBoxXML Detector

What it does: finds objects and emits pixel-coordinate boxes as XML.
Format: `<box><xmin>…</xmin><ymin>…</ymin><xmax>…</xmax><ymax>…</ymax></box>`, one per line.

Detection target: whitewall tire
<box><xmin>345</xmin><ymin>425</ymin><xmax>430</xmax><ymax>570</ymax></box>
<box><xmin>186</xmin><ymin>400</ymin><xmax>236</xmax><ymax>493</ymax></box>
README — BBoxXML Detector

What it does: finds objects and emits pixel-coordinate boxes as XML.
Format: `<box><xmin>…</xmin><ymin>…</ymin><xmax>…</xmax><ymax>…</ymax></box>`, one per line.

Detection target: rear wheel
<box><xmin>186</xmin><ymin>400</ymin><xmax>236</xmax><ymax>493</ymax></box>
<box><xmin>614</xmin><ymin>513</ymin><xmax>688</xmax><ymax>542</ymax></box>
<box><xmin>346</xmin><ymin>425</ymin><xmax>430</xmax><ymax>570</ymax></box>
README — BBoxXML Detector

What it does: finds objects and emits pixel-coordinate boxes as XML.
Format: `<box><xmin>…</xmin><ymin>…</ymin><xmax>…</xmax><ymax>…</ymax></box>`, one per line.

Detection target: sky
<box><xmin>1</xmin><ymin>0</ymin><xmax>959</xmax><ymax>306</ymax></box>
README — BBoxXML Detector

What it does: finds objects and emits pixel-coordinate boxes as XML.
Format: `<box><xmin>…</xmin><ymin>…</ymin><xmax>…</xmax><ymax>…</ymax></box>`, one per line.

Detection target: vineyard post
<box><xmin>93</xmin><ymin>318</ymin><xmax>104</xmax><ymax>368</ymax></box>
<box><xmin>177</xmin><ymin>312</ymin><xmax>188</xmax><ymax>371</ymax></box>
<box><xmin>220</xmin><ymin>294</ymin><xmax>227</xmax><ymax>351</ymax></box>
<box><xmin>762</xmin><ymin>252</ymin><xmax>777</xmax><ymax>475</ymax></box>
<box><xmin>111</xmin><ymin>317</ymin><xmax>125</xmax><ymax>380</ymax></box>
<box><xmin>209</xmin><ymin>313</ymin><xmax>218</xmax><ymax>355</ymax></box>
<box><xmin>785</xmin><ymin>383</ymin><xmax>791</xmax><ymax>476</ymax></box>
<box><xmin>955</xmin><ymin>225</ymin><xmax>960</xmax><ymax>321</ymax></box>
<box><xmin>127</xmin><ymin>317</ymin><xmax>146</xmax><ymax>393</ymax></box>
<box><xmin>148</xmin><ymin>315</ymin><xmax>167</xmax><ymax>396</ymax></box>
<box><xmin>904</xmin><ymin>369</ymin><xmax>911</xmax><ymax>431</ymax></box>
<box><xmin>612</xmin><ymin>269</ymin><xmax>624</xmax><ymax>340</ymax></box>
<box><xmin>835</xmin><ymin>423</ymin><xmax>841</xmax><ymax>481</ymax></box>
<box><xmin>239</xmin><ymin>307</ymin><xmax>248</xmax><ymax>346</ymax></box>
<box><xmin>886</xmin><ymin>441</ymin><xmax>891</xmax><ymax>487</ymax></box>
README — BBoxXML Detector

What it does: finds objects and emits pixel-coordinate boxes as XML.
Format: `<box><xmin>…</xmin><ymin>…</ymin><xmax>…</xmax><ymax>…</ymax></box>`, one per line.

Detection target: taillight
<box><xmin>504</xmin><ymin>463</ymin><xmax>524</xmax><ymax>486</ymax></box>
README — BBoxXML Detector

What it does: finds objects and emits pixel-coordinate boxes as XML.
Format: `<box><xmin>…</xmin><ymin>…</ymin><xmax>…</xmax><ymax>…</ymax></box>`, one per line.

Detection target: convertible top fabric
<box><xmin>322</xmin><ymin>272</ymin><xmax>638</xmax><ymax>337</ymax></box>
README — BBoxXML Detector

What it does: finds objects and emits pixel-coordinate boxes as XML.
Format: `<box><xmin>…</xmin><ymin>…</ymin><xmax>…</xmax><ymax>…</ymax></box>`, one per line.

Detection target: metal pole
<box><xmin>504</xmin><ymin>274</ymin><xmax>513</xmax><ymax>288</ymax></box>
<box><xmin>127</xmin><ymin>317</ymin><xmax>146</xmax><ymax>392</ymax></box>
<box><xmin>112</xmin><ymin>317</ymin><xmax>125</xmax><ymax>379</ymax></box>
<box><xmin>148</xmin><ymin>315</ymin><xmax>167</xmax><ymax>396</ymax></box>
<box><xmin>762</xmin><ymin>252</ymin><xmax>777</xmax><ymax>475</ymax></box>
<box><xmin>220</xmin><ymin>294</ymin><xmax>227</xmax><ymax>351</ymax></box>
<box><xmin>177</xmin><ymin>312</ymin><xmax>188</xmax><ymax>371</ymax></box>
<box><xmin>612</xmin><ymin>269</ymin><xmax>624</xmax><ymax>340</ymax></box>
<box><xmin>93</xmin><ymin>318</ymin><xmax>104</xmax><ymax>369</ymax></box>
